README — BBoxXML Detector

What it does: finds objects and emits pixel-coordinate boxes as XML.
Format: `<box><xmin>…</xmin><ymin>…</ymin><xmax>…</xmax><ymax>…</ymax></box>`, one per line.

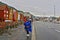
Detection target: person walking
<box><xmin>24</xmin><ymin>18</ymin><xmax>32</xmax><ymax>37</ymax></box>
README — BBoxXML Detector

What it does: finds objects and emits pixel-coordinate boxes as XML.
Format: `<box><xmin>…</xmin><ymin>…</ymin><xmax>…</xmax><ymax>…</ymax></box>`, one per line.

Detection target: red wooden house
<box><xmin>13</xmin><ymin>9</ymin><xmax>18</xmax><ymax>22</ymax></box>
<box><xmin>20</xmin><ymin>13</ymin><xmax>24</xmax><ymax>21</ymax></box>
<box><xmin>0</xmin><ymin>5</ymin><xmax>9</xmax><ymax>22</ymax></box>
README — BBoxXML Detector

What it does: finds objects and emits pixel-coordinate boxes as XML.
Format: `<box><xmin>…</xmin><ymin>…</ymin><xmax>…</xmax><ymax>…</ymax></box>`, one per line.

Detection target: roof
<box><xmin>0</xmin><ymin>2</ymin><xmax>22</xmax><ymax>12</ymax></box>
<box><xmin>0</xmin><ymin>2</ymin><xmax>6</xmax><ymax>5</ymax></box>
<box><xmin>0</xmin><ymin>5</ymin><xmax>7</xmax><ymax>10</ymax></box>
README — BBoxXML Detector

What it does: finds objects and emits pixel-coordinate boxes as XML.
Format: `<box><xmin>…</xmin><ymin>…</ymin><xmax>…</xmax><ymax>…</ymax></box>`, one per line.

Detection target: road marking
<box><xmin>55</xmin><ymin>29</ymin><xmax>60</xmax><ymax>32</ymax></box>
<box><xmin>31</xmin><ymin>24</ymin><xmax>36</xmax><ymax>40</ymax></box>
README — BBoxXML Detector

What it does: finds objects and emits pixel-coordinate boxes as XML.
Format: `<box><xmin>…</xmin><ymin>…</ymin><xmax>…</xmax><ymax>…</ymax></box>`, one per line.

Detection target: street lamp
<box><xmin>53</xmin><ymin>0</ymin><xmax>56</xmax><ymax>17</ymax></box>
<box><xmin>54</xmin><ymin>5</ymin><xmax>55</xmax><ymax>17</ymax></box>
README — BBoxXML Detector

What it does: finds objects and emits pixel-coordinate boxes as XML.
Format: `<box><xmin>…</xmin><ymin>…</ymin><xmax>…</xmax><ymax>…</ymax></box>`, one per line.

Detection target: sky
<box><xmin>0</xmin><ymin>0</ymin><xmax>60</xmax><ymax>17</ymax></box>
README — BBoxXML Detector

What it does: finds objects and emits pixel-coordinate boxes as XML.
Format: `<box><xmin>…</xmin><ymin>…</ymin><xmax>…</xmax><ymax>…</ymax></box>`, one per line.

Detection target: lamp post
<box><xmin>54</xmin><ymin>5</ymin><xmax>55</xmax><ymax>17</ymax></box>
<box><xmin>53</xmin><ymin>0</ymin><xmax>56</xmax><ymax>17</ymax></box>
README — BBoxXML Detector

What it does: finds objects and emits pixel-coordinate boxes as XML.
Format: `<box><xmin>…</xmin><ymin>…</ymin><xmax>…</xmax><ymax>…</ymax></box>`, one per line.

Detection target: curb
<box><xmin>31</xmin><ymin>23</ymin><xmax>36</xmax><ymax>40</ymax></box>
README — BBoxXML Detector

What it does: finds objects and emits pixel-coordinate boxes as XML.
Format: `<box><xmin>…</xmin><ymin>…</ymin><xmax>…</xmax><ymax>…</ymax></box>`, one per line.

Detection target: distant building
<box><xmin>24</xmin><ymin>12</ymin><xmax>32</xmax><ymax>18</ymax></box>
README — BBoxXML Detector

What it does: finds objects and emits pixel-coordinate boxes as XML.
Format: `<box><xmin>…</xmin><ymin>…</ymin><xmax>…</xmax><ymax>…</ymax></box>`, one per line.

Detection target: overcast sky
<box><xmin>0</xmin><ymin>0</ymin><xmax>60</xmax><ymax>16</ymax></box>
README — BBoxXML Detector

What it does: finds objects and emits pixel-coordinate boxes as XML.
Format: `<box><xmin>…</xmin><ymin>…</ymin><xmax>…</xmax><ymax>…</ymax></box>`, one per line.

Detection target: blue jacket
<box><xmin>24</xmin><ymin>20</ymin><xmax>32</xmax><ymax>32</ymax></box>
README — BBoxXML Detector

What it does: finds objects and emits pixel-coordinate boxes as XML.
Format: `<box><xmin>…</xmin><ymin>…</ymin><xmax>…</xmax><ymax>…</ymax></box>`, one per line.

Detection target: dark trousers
<box><xmin>26</xmin><ymin>30</ymin><xmax>29</xmax><ymax>34</ymax></box>
<box><xmin>25</xmin><ymin>27</ymin><xmax>29</xmax><ymax>34</ymax></box>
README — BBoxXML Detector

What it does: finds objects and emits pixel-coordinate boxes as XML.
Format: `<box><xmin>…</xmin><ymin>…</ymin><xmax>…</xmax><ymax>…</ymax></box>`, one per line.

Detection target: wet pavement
<box><xmin>0</xmin><ymin>25</ymin><xmax>31</xmax><ymax>40</ymax></box>
<box><xmin>34</xmin><ymin>21</ymin><xmax>60</xmax><ymax>40</ymax></box>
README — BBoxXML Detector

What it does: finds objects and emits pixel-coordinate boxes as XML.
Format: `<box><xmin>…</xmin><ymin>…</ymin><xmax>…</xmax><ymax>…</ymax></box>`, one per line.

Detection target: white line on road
<box><xmin>55</xmin><ymin>29</ymin><xmax>60</xmax><ymax>32</ymax></box>
<box><xmin>31</xmin><ymin>23</ymin><xmax>36</xmax><ymax>40</ymax></box>
<box><xmin>48</xmin><ymin>27</ymin><xmax>60</xmax><ymax>33</ymax></box>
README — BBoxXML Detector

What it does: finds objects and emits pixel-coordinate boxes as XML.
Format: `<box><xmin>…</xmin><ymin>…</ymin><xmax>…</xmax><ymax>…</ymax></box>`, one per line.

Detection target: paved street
<box><xmin>0</xmin><ymin>25</ymin><xmax>31</xmax><ymax>40</ymax></box>
<box><xmin>34</xmin><ymin>21</ymin><xmax>60</xmax><ymax>40</ymax></box>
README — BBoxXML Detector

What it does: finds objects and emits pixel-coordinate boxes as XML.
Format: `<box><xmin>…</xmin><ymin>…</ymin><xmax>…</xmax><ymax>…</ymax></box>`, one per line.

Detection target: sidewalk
<box><xmin>0</xmin><ymin>25</ymin><xmax>31</xmax><ymax>40</ymax></box>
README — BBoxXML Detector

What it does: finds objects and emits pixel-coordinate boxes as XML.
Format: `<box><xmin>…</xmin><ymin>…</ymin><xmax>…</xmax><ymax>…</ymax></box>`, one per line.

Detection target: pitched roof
<box><xmin>0</xmin><ymin>2</ymin><xmax>16</xmax><ymax>10</ymax></box>
<box><xmin>0</xmin><ymin>5</ymin><xmax>7</xmax><ymax>10</ymax></box>
<box><xmin>0</xmin><ymin>2</ymin><xmax>6</xmax><ymax>5</ymax></box>
<box><xmin>0</xmin><ymin>2</ymin><xmax>22</xmax><ymax>12</ymax></box>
